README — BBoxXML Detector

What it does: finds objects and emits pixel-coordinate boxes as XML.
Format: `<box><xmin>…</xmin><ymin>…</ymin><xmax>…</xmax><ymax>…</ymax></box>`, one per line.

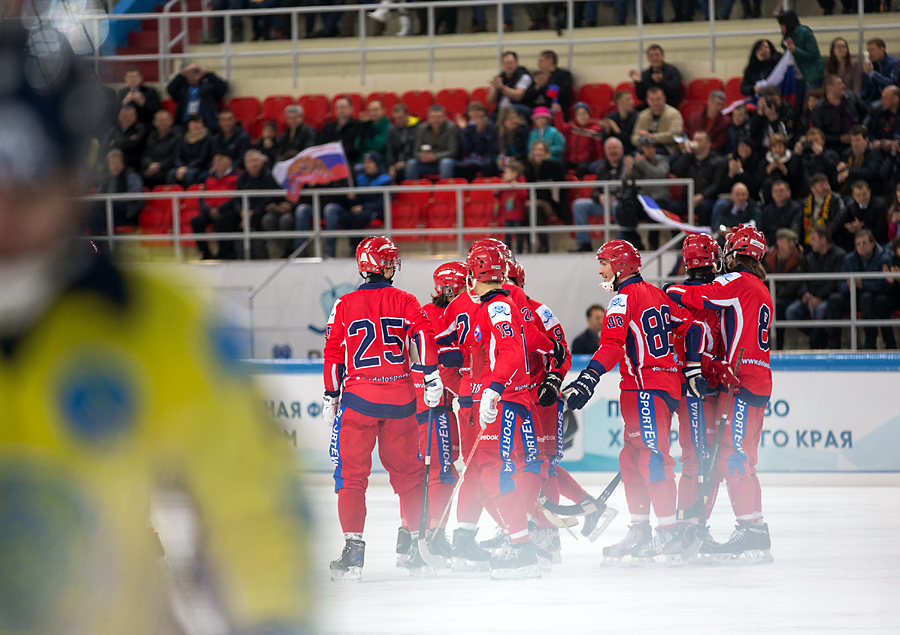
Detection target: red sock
<box><xmin>398</xmin><ymin>484</ymin><xmax>424</xmax><ymax>532</ymax></box>
<box><xmin>555</xmin><ymin>467</ymin><xmax>587</xmax><ymax>502</ymax></box>
<box><xmin>648</xmin><ymin>479</ymin><xmax>677</xmax><ymax>526</ymax></box>
<box><xmin>493</xmin><ymin>489</ymin><xmax>529</xmax><ymax>543</ymax></box>
<box><xmin>542</xmin><ymin>475</ymin><xmax>560</xmax><ymax>504</ymax></box>
<box><xmin>514</xmin><ymin>471</ymin><xmax>544</xmax><ymax>519</ymax></box>
<box><xmin>428</xmin><ymin>482</ymin><xmax>454</xmax><ymax>529</ymax></box>
<box><xmin>457</xmin><ymin>466</ymin><xmax>485</xmax><ymax>525</ymax></box>
<box><xmin>338</xmin><ymin>488</ymin><xmax>367</xmax><ymax>534</ymax></box>
<box><xmin>624</xmin><ymin>481</ymin><xmax>651</xmax><ymax>519</ymax></box>
<box><xmin>725</xmin><ymin>473</ymin><xmax>755</xmax><ymax>520</ymax></box>
<box><xmin>676</xmin><ymin>474</ymin><xmax>697</xmax><ymax>511</ymax></box>
<box><xmin>751</xmin><ymin>473</ymin><xmax>763</xmax><ymax>518</ymax></box>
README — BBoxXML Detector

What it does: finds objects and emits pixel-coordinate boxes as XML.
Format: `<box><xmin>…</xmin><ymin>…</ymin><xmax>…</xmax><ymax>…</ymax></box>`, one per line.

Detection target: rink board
<box><xmin>248</xmin><ymin>353</ymin><xmax>900</xmax><ymax>473</ymax></box>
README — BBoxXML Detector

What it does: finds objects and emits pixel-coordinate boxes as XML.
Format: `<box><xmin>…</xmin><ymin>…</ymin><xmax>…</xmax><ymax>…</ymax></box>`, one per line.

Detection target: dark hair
<box><xmin>646</xmin><ymin>85</ymin><xmax>665</xmax><ymax>97</ymax></box>
<box><xmin>694</xmin><ymin>129</ymin><xmax>712</xmax><ymax>142</ymax></box>
<box><xmin>586</xmin><ymin>304</ymin><xmax>605</xmax><ymax>318</ymax></box>
<box><xmin>119</xmin><ymin>103</ymin><xmax>137</xmax><ymax>113</ymax></box>
<box><xmin>890</xmin><ymin>235</ymin><xmax>900</xmax><ymax>254</ymax></box>
<box><xmin>428</xmin><ymin>104</ymin><xmax>446</xmax><ymax>114</ymax></box>
<box><xmin>849</xmin><ymin>124</ymin><xmax>869</xmax><ymax>139</ymax></box>
<box><xmin>733</xmin><ymin>254</ymin><xmax>767</xmax><ymax>280</ymax></box>
<box><xmin>187</xmin><ymin>114</ymin><xmax>203</xmax><ymax>124</ymax></box>
<box><xmin>824</xmin><ymin>74</ymin><xmax>843</xmax><ymax>89</ymax></box>
<box><xmin>540</xmin><ymin>50</ymin><xmax>558</xmax><ymax>66</ymax></box>
<box><xmin>851</xmin><ymin>179</ymin><xmax>870</xmax><ymax>192</ymax></box>
<box><xmin>467</xmin><ymin>100</ymin><xmax>487</xmax><ymax>114</ymax></box>
<box><xmin>867</xmin><ymin>37</ymin><xmax>886</xmax><ymax>49</ymax></box>
<box><xmin>392</xmin><ymin>102</ymin><xmax>408</xmax><ymax>114</ymax></box>
<box><xmin>647</xmin><ymin>44</ymin><xmax>664</xmax><ymax>55</ymax></box>
<box><xmin>825</xmin><ymin>37</ymin><xmax>852</xmax><ymax>76</ymax></box>
<box><xmin>809</xmin><ymin>173</ymin><xmax>830</xmax><ymax>186</ymax></box>
<box><xmin>805</xmin><ymin>89</ymin><xmax>824</xmax><ymax>113</ymax></box>
<box><xmin>776</xmin><ymin>10</ymin><xmax>800</xmax><ymax>35</ymax></box>
<box><xmin>125</xmin><ymin>66</ymin><xmax>141</xmax><ymax>75</ymax></box>
<box><xmin>218</xmin><ymin>109</ymin><xmax>234</xmax><ymax>117</ymax></box>
<box><xmin>856</xmin><ymin>228</ymin><xmax>875</xmax><ymax>243</ymax></box>
<box><xmin>335</xmin><ymin>96</ymin><xmax>352</xmax><ymax>107</ymax></box>
<box><xmin>745</xmin><ymin>40</ymin><xmax>781</xmax><ymax>80</ymax></box>
<box><xmin>502</xmin><ymin>51</ymin><xmax>518</xmax><ymax>61</ymax></box>
<box><xmin>811</xmin><ymin>225</ymin><xmax>832</xmax><ymax>243</ymax></box>
<box><xmin>615</xmin><ymin>89</ymin><xmax>633</xmax><ymax>101</ymax></box>
<box><xmin>262</xmin><ymin>119</ymin><xmax>277</xmax><ymax>131</ymax></box>
<box><xmin>771</xmin><ymin>178</ymin><xmax>790</xmax><ymax>191</ymax></box>
<box><xmin>762</xmin><ymin>85</ymin><xmax>782</xmax><ymax>99</ymax></box>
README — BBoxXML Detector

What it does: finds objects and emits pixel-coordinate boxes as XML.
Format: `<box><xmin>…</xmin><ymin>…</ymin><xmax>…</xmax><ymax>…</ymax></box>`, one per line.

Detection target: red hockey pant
<box><xmin>714</xmin><ymin>395</ymin><xmax>766</xmax><ymax>520</ymax></box>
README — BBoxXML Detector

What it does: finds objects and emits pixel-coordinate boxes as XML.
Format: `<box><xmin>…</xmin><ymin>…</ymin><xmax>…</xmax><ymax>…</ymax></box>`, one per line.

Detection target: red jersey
<box><xmin>469</xmin><ymin>288</ymin><xmax>531</xmax><ymax>407</ymax></box>
<box><xmin>680</xmin><ymin>271</ymin><xmax>773</xmax><ymax>403</ymax></box>
<box><xmin>665</xmin><ymin>280</ymin><xmax>725</xmax><ymax>369</ymax></box>
<box><xmin>413</xmin><ymin>302</ymin><xmax>461</xmax><ymax>415</ymax></box>
<box><xmin>503</xmin><ymin>282</ymin><xmax>556</xmax><ymax>358</ymax></box>
<box><xmin>324</xmin><ymin>281</ymin><xmax>437</xmax><ymax>418</ymax></box>
<box><xmin>435</xmin><ymin>291</ymin><xmax>480</xmax><ymax>407</ymax></box>
<box><xmin>525</xmin><ymin>297</ymin><xmax>572</xmax><ymax>396</ymax></box>
<box><xmin>588</xmin><ymin>276</ymin><xmax>703</xmax><ymax>402</ymax></box>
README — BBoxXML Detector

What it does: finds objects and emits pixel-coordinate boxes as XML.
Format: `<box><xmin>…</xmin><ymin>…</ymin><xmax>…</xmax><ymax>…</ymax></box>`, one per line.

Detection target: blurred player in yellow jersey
<box><xmin>0</xmin><ymin>14</ymin><xmax>312</xmax><ymax>635</ymax></box>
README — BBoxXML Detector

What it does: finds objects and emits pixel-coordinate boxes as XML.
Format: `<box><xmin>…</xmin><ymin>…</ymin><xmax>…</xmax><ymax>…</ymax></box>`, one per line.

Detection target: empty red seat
<box><xmin>366</xmin><ymin>91</ymin><xmax>399</xmax><ymax>112</ymax></box>
<box><xmin>470</xmin><ymin>176</ymin><xmax>502</xmax><ymax>202</ymax></box>
<box><xmin>332</xmin><ymin>92</ymin><xmax>363</xmax><ymax>118</ymax></box>
<box><xmin>139</xmin><ymin>184</ymin><xmax>183</xmax><ymax>247</ymax></box>
<box><xmin>228</xmin><ymin>97</ymin><xmax>260</xmax><ymax>131</ymax></box>
<box><xmin>578</xmin><ymin>83</ymin><xmax>613</xmax><ymax>118</ymax></box>
<box><xmin>297</xmin><ymin>94</ymin><xmax>329</xmax><ymax>130</ymax></box>
<box><xmin>436</xmin><ymin>88</ymin><xmax>469</xmax><ymax>119</ymax></box>
<box><xmin>470</xmin><ymin>87</ymin><xmax>495</xmax><ymax>113</ymax></box>
<box><xmin>401</xmin><ymin>89</ymin><xmax>434</xmax><ymax>120</ymax></box>
<box><xmin>725</xmin><ymin>77</ymin><xmax>744</xmax><ymax>103</ymax></box>
<box><xmin>389</xmin><ymin>179</ymin><xmax>431</xmax><ymax>242</ymax></box>
<box><xmin>688</xmin><ymin>78</ymin><xmax>724</xmax><ymax>102</ymax></box>
<box><xmin>425</xmin><ymin>178</ymin><xmax>467</xmax><ymax>241</ymax></box>
<box><xmin>261</xmin><ymin>95</ymin><xmax>294</xmax><ymax>131</ymax></box>
<box><xmin>464</xmin><ymin>200</ymin><xmax>497</xmax><ymax>240</ymax></box>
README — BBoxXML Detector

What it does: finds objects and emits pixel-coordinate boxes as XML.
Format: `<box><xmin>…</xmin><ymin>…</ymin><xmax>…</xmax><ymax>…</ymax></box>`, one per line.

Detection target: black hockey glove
<box><xmin>537</xmin><ymin>371</ymin><xmax>563</xmax><ymax>407</ymax></box>
<box><xmin>683</xmin><ymin>363</ymin><xmax>709</xmax><ymax>399</ymax></box>
<box><xmin>550</xmin><ymin>338</ymin><xmax>568</xmax><ymax>369</ymax></box>
<box><xmin>563</xmin><ymin>368</ymin><xmax>600</xmax><ymax>411</ymax></box>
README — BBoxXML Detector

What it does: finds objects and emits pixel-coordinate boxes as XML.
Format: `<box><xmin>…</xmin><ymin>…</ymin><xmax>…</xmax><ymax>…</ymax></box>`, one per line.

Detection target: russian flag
<box><xmin>272</xmin><ymin>142</ymin><xmax>352</xmax><ymax>202</ymax></box>
<box><xmin>637</xmin><ymin>194</ymin><xmax>711</xmax><ymax>235</ymax></box>
<box><xmin>723</xmin><ymin>50</ymin><xmax>797</xmax><ymax>114</ymax></box>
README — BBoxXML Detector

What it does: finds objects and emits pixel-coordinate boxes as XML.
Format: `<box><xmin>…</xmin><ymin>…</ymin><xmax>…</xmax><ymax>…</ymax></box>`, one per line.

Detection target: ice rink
<box><xmin>309</xmin><ymin>472</ymin><xmax>900</xmax><ymax>635</ymax></box>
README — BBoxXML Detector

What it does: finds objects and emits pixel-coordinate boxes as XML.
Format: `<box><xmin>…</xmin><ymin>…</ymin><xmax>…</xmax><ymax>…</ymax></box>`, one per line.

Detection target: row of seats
<box><xmin>158</xmin><ymin>77</ymin><xmax>742</xmax><ymax>135</ymax></box>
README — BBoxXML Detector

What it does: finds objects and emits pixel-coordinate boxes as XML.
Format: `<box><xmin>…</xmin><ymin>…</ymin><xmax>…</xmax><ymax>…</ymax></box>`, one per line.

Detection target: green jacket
<box><xmin>782</xmin><ymin>25</ymin><xmax>823</xmax><ymax>86</ymax></box>
<box><xmin>354</xmin><ymin>116</ymin><xmax>390</xmax><ymax>160</ymax></box>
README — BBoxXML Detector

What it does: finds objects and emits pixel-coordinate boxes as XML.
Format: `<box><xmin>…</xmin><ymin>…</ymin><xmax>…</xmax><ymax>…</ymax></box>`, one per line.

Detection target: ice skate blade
<box><xmin>714</xmin><ymin>550</ymin><xmax>773</xmax><ymax>565</ymax></box>
<box><xmin>408</xmin><ymin>564</ymin><xmax>437</xmax><ymax>578</ymax></box>
<box><xmin>490</xmin><ymin>563</ymin><xmax>541</xmax><ymax>580</ymax></box>
<box><xmin>451</xmin><ymin>557</ymin><xmax>490</xmax><ymax>572</ymax></box>
<box><xmin>600</xmin><ymin>555</ymin><xmax>632</xmax><ymax>568</ymax></box>
<box><xmin>587</xmin><ymin>507</ymin><xmax>618</xmax><ymax>542</ymax></box>
<box><xmin>536</xmin><ymin>555</ymin><xmax>552</xmax><ymax>573</ymax></box>
<box><xmin>330</xmin><ymin>566</ymin><xmax>362</xmax><ymax>582</ymax></box>
<box><xmin>396</xmin><ymin>555</ymin><xmax>410</xmax><ymax>568</ymax></box>
<box><xmin>687</xmin><ymin>552</ymin><xmax>716</xmax><ymax>565</ymax></box>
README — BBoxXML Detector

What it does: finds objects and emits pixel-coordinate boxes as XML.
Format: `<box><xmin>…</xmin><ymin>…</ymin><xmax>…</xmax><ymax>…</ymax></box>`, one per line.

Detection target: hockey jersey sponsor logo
<box><xmin>537</xmin><ymin>305</ymin><xmax>559</xmax><ymax>329</ymax></box>
<box><xmin>607</xmin><ymin>294</ymin><xmax>627</xmax><ymax>316</ymax></box>
<box><xmin>488</xmin><ymin>301</ymin><xmax>512</xmax><ymax>324</ymax></box>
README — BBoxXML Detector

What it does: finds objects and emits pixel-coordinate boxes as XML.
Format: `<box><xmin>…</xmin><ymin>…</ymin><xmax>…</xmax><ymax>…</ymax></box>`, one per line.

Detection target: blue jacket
<box><xmin>355</xmin><ymin>171</ymin><xmax>393</xmax><ymax>218</ymax></box>
<box><xmin>838</xmin><ymin>242</ymin><xmax>891</xmax><ymax>296</ymax></box>
<box><xmin>460</xmin><ymin>121</ymin><xmax>498</xmax><ymax>163</ymax></box>
<box><xmin>868</xmin><ymin>53</ymin><xmax>900</xmax><ymax>95</ymax></box>
<box><xmin>527</xmin><ymin>126</ymin><xmax>566</xmax><ymax>163</ymax></box>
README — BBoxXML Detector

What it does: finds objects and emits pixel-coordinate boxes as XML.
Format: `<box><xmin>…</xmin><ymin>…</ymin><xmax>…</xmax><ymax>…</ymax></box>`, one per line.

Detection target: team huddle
<box><xmin>322</xmin><ymin>226</ymin><xmax>774</xmax><ymax>581</ymax></box>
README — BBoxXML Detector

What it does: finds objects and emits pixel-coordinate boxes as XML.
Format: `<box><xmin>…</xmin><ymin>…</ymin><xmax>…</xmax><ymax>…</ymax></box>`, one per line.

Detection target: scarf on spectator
<box><xmin>184</xmin><ymin>126</ymin><xmax>208</xmax><ymax>145</ymax></box>
<box><xmin>802</xmin><ymin>193</ymin><xmax>832</xmax><ymax>245</ymax></box>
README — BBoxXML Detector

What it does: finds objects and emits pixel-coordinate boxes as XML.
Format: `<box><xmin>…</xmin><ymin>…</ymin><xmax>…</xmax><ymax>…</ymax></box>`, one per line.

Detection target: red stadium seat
<box><xmin>401</xmin><ymin>89</ymin><xmax>434</xmax><ymax>120</ymax></box>
<box><xmin>578</xmin><ymin>83</ymin><xmax>613</xmax><ymax>118</ymax></box>
<box><xmin>389</xmin><ymin>179</ymin><xmax>431</xmax><ymax>242</ymax></box>
<box><xmin>161</xmin><ymin>98</ymin><xmax>177</xmax><ymax>117</ymax></box>
<box><xmin>332</xmin><ymin>92</ymin><xmax>364</xmax><ymax>118</ymax></box>
<box><xmin>470</xmin><ymin>176</ymin><xmax>502</xmax><ymax>202</ymax></box>
<box><xmin>366</xmin><ymin>91</ymin><xmax>399</xmax><ymax>112</ymax></box>
<box><xmin>470</xmin><ymin>87</ymin><xmax>495</xmax><ymax>113</ymax></box>
<box><xmin>227</xmin><ymin>97</ymin><xmax>260</xmax><ymax>131</ymax></box>
<box><xmin>688</xmin><ymin>78</ymin><xmax>724</xmax><ymax>102</ymax></box>
<box><xmin>139</xmin><ymin>184</ymin><xmax>183</xmax><ymax>247</ymax></box>
<box><xmin>426</xmin><ymin>178</ymin><xmax>467</xmax><ymax>241</ymax></box>
<box><xmin>297</xmin><ymin>94</ymin><xmax>329</xmax><ymax>130</ymax></box>
<box><xmin>614</xmin><ymin>82</ymin><xmax>640</xmax><ymax>107</ymax></box>
<box><xmin>436</xmin><ymin>88</ymin><xmax>469</xmax><ymax>119</ymax></box>
<box><xmin>725</xmin><ymin>77</ymin><xmax>743</xmax><ymax>103</ymax></box>
<box><xmin>464</xmin><ymin>200</ymin><xmax>497</xmax><ymax>240</ymax></box>
<box><xmin>261</xmin><ymin>95</ymin><xmax>294</xmax><ymax>131</ymax></box>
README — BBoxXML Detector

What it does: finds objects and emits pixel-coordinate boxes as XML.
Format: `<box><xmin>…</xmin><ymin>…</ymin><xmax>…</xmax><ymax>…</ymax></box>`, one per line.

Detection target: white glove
<box><xmin>323</xmin><ymin>394</ymin><xmax>340</xmax><ymax>428</ymax></box>
<box><xmin>423</xmin><ymin>369</ymin><xmax>444</xmax><ymax>408</ymax></box>
<box><xmin>479</xmin><ymin>388</ymin><xmax>500</xmax><ymax>430</ymax></box>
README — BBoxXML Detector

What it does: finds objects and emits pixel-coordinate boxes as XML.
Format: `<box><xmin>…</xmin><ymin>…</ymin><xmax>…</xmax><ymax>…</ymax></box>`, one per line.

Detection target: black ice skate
<box><xmin>580</xmin><ymin>494</ymin><xmax>618</xmax><ymax>542</ymax></box>
<box><xmin>330</xmin><ymin>538</ymin><xmax>365</xmax><ymax>582</ymax></box>
<box><xmin>396</xmin><ymin>527</ymin><xmax>411</xmax><ymax>567</ymax></box>
<box><xmin>489</xmin><ymin>540</ymin><xmax>541</xmax><ymax>580</ymax></box>
<box><xmin>601</xmin><ymin>523</ymin><xmax>652</xmax><ymax>566</ymax></box>
<box><xmin>711</xmin><ymin>521</ymin><xmax>762</xmax><ymax>564</ymax></box>
<box><xmin>426</xmin><ymin>528</ymin><xmax>453</xmax><ymax>569</ymax></box>
<box><xmin>530</xmin><ymin>526</ymin><xmax>562</xmax><ymax>566</ymax></box>
<box><xmin>451</xmin><ymin>528</ymin><xmax>491</xmax><ymax>572</ymax></box>
<box><xmin>751</xmin><ymin>522</ymin><xmax>774</xmax><ymax>564</ymax></box>
<box><xmin>689</xmin><ymin>525</ymin><xmax>721</xmax><ymax>564</ymax></box>
<box><xmin>632</xmin><ymin>525</ymin><xmax>686</xmax><ymax>566</ymax></box>
<box><xmin>478</xmin><ymin>526</ymin><xmax>509</xmax><ymax>553</ymax></box>
<box><xmin>405</xmin><ymin>533</ymin><xmax>437</xmax><ymax>578</ymax></box>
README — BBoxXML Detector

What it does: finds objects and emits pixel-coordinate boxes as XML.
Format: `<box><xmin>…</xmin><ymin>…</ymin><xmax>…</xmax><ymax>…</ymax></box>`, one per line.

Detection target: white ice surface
<box><xmin>310</xmin><ymin>473</ymin><xmax>900</xmax><ymax>635</ymax></box>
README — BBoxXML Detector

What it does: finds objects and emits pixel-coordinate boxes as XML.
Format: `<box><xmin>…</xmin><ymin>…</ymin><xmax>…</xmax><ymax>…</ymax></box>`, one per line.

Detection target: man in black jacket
<box><xmin>841</xmin><ymin>180</ymin><xmax>890</xmax><ymax>246</ymax></box>
<box><xmin>107</xmin><ymin>104</ymin><xmax>147</xmax><ymax>171</ymax></box>
<box><xmin>810</xmin><ymin>75</ymin><xmax>869</xmax><ymax>153</ymax></box>
<box><xmin>522</xmin><ymin>50</ymin><xmax>573</xmax><ymax>121</ymax></box>
<box><xmin>836</xmin><ymin>125</ymin><xmax>884</xmax><ymax>197</ymax></box>
<box><xmin>117</xmin><ymin>67</ymin><xmax>161</xmax><ymax>126</ymax></box>
<box><xmin>167</xmin><ymin>64</ymin><xmax>228</xmax><ymax>132</ymax></box>
<box><xmin>670</xmin><ymin>130</ymin><xmax>728</xmax><ymax>226</ymax></box>
<box><xmin>488</xmin><ymin>51</ymin><xmax>533</xmax><ymax>118</ymax></box>
<box><xmin>277</xmin><ymin>105</ymin><xmax>317</xmax><ymax>161</ymax></box>
<box><xmin>629</xmin><ymin>45</ymin><xmax>683</xmax><ymax>108</ymax></box>
<box><xmin>210</xmin><ymin>110</ymin><xmax>251</xmax><ymax>172</ymax></box>
<box><xmin>140</xmin><ymin>110</ymin><xmax>179</xmax><ymax>189</ymax></box>
<box><xmin>320</xmin><ymin>96</ymin><xmax>360</xmax><ymax>164</ymax></box>
<box><xmin>760</xmin><ymin>179</ymin><xmax>802</xmax><ymax>246</ymax></box>
<box><xmin>234</xmin><ymin>150</ymin><xmax>292</xmax><ymax>259</ymax></box>
<box><xmin>785</xmin><ymin>225</ymin><xmax>846</xmax><ymax>349</ymax></box>
<box><xmin>386</xmin><ymin>103</ymin><xmax>417</xmax><ymax>182</ymax></box>
<box><xmin>571</xmin><ymin>304</ymin><xmax>606</xmax><ymax>355</ymax></box>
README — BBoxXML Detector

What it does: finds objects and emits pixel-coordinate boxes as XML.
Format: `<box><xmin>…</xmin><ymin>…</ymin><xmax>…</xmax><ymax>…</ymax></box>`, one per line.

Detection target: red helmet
<box><xmin>681</xmin><ymin>233</ymin><xmax>720</xmax><ymax>270</ymax></box>
<box><xmin>725</xmin><ymin>224</ymin><xmax>767</xmax><ymax>261</ymax></box>
<box><xmin>466</xmin><ymin>244</ymin><xmax>506</xmax><ymax>283</ymax></box>
<box><xmin>433</xmin><ymin>261</ymin><xmax>467</xmax><ymax>296</ymax></box>
<box><xmin>596</xmin><ymin>239</ymin><xmax>641</xmax><ymax>278</ymax></box>
<box><xmin>356</xmin><ymin>236</ymin><xmax>400</xmax><ymax>275</ymax></box>
<box><xmin>507</xmin><ymin>260</ymin><xmax>525</xmax><ymax>288</ymax></box>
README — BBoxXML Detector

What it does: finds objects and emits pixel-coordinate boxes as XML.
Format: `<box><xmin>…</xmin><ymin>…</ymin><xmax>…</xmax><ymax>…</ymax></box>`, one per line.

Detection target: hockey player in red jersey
<box><xmin>323</xmin><ymin>236</ymin><xmax>444</xmax><ymax>580</ymax></box>
<box><xmin>563</xmin><ymin>239</ymin><xmax>706</xmax><ymax>565</ymax></box>
<box><xmin>678</xmin><ymin>224</ymin><xmax>774</xmax><ymax>563</ymax></box>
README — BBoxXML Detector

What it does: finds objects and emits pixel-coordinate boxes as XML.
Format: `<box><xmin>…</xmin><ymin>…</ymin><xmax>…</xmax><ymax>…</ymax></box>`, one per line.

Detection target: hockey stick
<box><xmin>538</xmin><ymin>471</ymin><xmax>622</xmax><ymax>516</ymax></box>
<box><xmin>682</xmin><ymin>347</ymin><xmax>745</xmax><ymax>561</ymax></box>
<box><xmin>431</xmin><ymin>429</ymin><xmax>484</xmax><ymax>540</ymax></box>
<box><xmin>417</xmin><ymin>407</ymin><xmax>444</xmax><ymax>569</ymax></box>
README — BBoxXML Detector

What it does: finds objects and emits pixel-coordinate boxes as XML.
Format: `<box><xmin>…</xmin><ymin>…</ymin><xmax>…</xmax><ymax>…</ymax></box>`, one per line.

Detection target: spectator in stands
<box><xmin>455</xmin><ymin>101</ymin><xmax>498</xmax><ymax>181</ymax></box>
<box><xmin>571</xmin><ymin>304</ymin><xmax>605</xmax><ymax>355</ymax></box>
<box><xmin>832</xmin><ymin>228</ymin><xmax>897</xmax><ymax>349</ymax></box>
<box><xmin>306</xmin><ymin>0</ymin><xmax>346</xmax><ymax>38</ymax></box>
<box><xmin>759</xmin><ymin>133</ymin><xmax>801</xmax><ymax>201</ymax></box>
<box><xmin>554</xmin><ymin>101</ymin><xmax>602</xmax><ymax>177</ymax></box>
<box><xmin>528</xmin><ymin>107</ymin><xmax>566</xmax><ymax>162</ymax></box>
<box><xmin>496</xmin><ymin>107</ymin><xmax>530</xmax><ymax>170</ymax></box>
<box><xmin>230</xmin><ymin>149</ymin><xmax>286</xmax><ymax>259</ymax></box>
<box><xmin>472</xmin><ymin>3</ymin><xmax>513</xmax><ymax>32</ymax></box>
<box><xmin>724</xmin><ymin>103</ymin><xmax>751</xmax><ymax>156</ymax></box>
<box><xmin>211</xmin><ymin>110</ymin><xmax>251</xmax><ymax>172</ymax></box>
<box><xmin>842</xmin><ymin>180</ymin><xmax>889</xmax><ymax>246</ymax></box>
<box><xmin>795</xmin><ymin>89</ymin><xmax>824</xmax><ymax>138</ymax></box>
<box><xmin>795</xmin><ymin>127</ymin><xmax>840</xmax><ymax>191</ymax></box>
<box><xmin>89</xmin><ymin>149</ymin><xmax>143</xmax><ymax>237</ymax></box>
<box><xmin>836</xmin><ymin>125</ymin><xmax>884</xmax><ymax>197</ymax></box>
<box><xmin>741</xmin><ymin>40</ymin><xmax>782</xmax><ymax>97</ymax></box>
<box><xmin>825</xmin><ymin>37</ymin><xmax>864</xmax><ymax>95</ymax></box>
<box><xmin>140</xmin><ymin>109</ymin><xmax>178</xmax><ymax>189</ymax></box>
<box><xmin>191</xmin><ymin>153</ymin><xmax>240</xmax><ymax>260</ymax></box>
<box><xmin>118</xmin><ymin>67</ymin><xmax>161</xmax><ymax>127</ymax></box>
<box><xmin>488</xmin><ymin>51</ymin><xmax>533</xmax><ymax>118</ymax></box>
<box><xmin>277</xmin><ymin>105</ymin><xmax>316</xmax><ymax>162</ymax></box>
<box><xmin>761</xmin><ymin>179</ymin><xmax>802</xmax><ymax>246</ymax></box>
<box><xmin>869</xmin><ymin>85</ymin><xmax>900</xmax><ymax>146</ymax></box>
<box><xmin>525</xmin><ymin>3</ymin><xmax>550</xmax><ymax>31</ymax></box>
<box><xmin>800</xmin><ymin>173</ymin><xmax>846</xmax><ymax>250</ymax></box>
<box><xmin>764</xmin><ymin>227</ymin><xmax>804</xmax><ymax>349</ymax></box>
<box><xmin>629</xmin><ymin>45</ymin><xmax>682</xmax><ymax>108</ymax></box>
<box><xmin>778</xmin><ymin>11</ymin><xmax>824</xmax><ymax>91</ymax></box>
<box><xmin>631</xmin><ymin>86</ymin><xmax>683</xmax><ymax>155</ymax></box>
<box><xmin>107</xmin><ymin>104</ymin><xmax>147</xmax><ymax>171</ymax></box>
<box><xmin>863</xmin><ymin>38</ymin><xmax>900</xmax><ymax>100</ymax></box>
<box><xmin>571</xmin><ymin>137</ymin><xmax>627</xmax><ymax>252</ymax></box>
<box><xmin>626</xmin><ymin>136</ymin><xmax>671</xmax><ymax>249</ymax></box>
<box><xmin>724</xmin><ymin>138</ymin><xmax>763</xmax><ymax>202</ymax></box>
<box><xmin>787</xmin><ymin>225</ymin><xmax>845</xmax><ymax>349</ymax></box>
<box><xmin>719</xmin><ymin>0</ymin><xmax>757</xmax><ymax>21</ymax></box>
<box><xmin>405</xmin><ymin>104</ymin><xmax>458</xmax><ymax>180</ymax></box>
<box><xmin>601</xmin><ymin>90</ymin><xmax>638</xmax><ymax>156</ymax></box>
<box><xmin>522</xmin><ymin>50</ymin><xmax>574</xmax><ymax>121</ymax></box>
<box><xmin>167</xmin><ymin>64</ymin><xmax>228</xmax><ymax>133</ymax></box>
<box><xmin>670</xmin><ymin>129</ymin><xmax>727</xmax><ymax>226</ymax></box>
<box><xmin>386</xmin><ymin>103</ymin><xmax>417</xmax><ymax>182</ymax></box>
<box><xmin>168</xmin><ymin>115</ymin><xmax>212</xmax><ymax>187</ymax></box>
<box><xmin>749</xmin><ymin>92</ymin><xmax>793</xmax><ymax>151</ymax></box>
<box><xmin>524</xmin><ymin>140</ymin><xmax>566</xmax><ymax>252</ymax></box>
<box><xmin>499</xmin><ymin>159</ymin><xmax>528</xmax><ymax>253</ymax></box>
<box><xmin>711</xmin><ymin>182</ymin><xmax>761</xmax><ymax>237</ymax></box>
<box><xmin>355</xmin><ymin>100</ymin><xmax>390</xmax><ymax>163</ymax></box>
<box><xmin>320</xmin><ymin>95</ymin><xmax>360</xmax><ymax>164</ymax></box>
<box><xmin>811</xmin><ymin>75</ymin><xmax>869</xmax><ymax>153</ymax></box>
<box><xmin>252</xmin><ymin>120</ymin><xmax>280</xmax><ymax>164</ymax></box>
<box><xmin>885</xmin><ymin>182</ymin><xmax>900</xmax><ymax>242</ymax></box>
<box><xmin>685</xmin><ymin>90</ymin><xmax>731</xmax><ymax>153</ymax></box>
<box><xmin>883</xmin><ymin>236</ymin><xmax>900</xmax><ymax>312</ymax></box>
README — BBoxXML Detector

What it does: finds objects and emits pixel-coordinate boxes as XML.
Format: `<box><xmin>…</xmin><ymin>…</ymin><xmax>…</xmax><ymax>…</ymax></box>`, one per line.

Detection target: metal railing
<box><xmin>81</xmin><ymin>0</ymin><xmax>897</xmax><ymax>85</ymax></box>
